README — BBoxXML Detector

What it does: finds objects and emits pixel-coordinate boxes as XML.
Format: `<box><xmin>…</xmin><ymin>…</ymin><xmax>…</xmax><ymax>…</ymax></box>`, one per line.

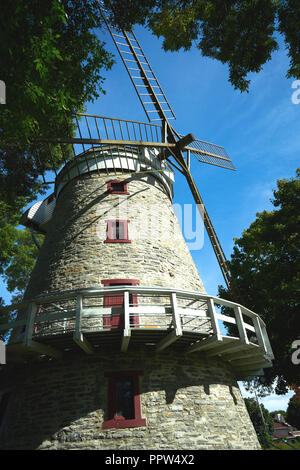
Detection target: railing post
<box><xmin>171</xmin><ymin>293</ymin><xmax>182</xmax><ymax>336</ymax></box>
<box><xmin>23</xmin><ymin>302</ymin><xmax>38</xmax><ymax>347</ymax></box>
<box><xmin>121</xmin><ymin>291</ymin><xmax>131</xmax><ymax>352</ymax></box>
<box><xmin>207</xmin><ymin>298</ymin><xmax>222</xmax><ymax>341</ymax></box>
<box><xmin>260</xmin><ymin>324</ymin><xmax>274</xmax><ymax>359</ymax></box>
<box><xmin>234</xmin><ymin>306</ymin><xmax>249</xmax><ymax>345</ymax></box>
<box><xmin>73</xmin><ymin>295</ymin><xmax>94</xmax><ymax>354</ymax></box>
<box><xmin>123</xmin><ymin>291</ymin><xmax>130</xmax><ymax>332</ymax></box>
<box><xmin>156</xmin><ymin>292</ymin><xmax>182</xmax><ymax>352</ymax></box>
<box><xmin>74</xmin><ymin>295</ymin><xmax>83</xmax><ymax>339</ymax></box>
<box><xmin>252</xmin><ymin>316</ymin><xmax>267</xmax><ymax>354</ymax></box>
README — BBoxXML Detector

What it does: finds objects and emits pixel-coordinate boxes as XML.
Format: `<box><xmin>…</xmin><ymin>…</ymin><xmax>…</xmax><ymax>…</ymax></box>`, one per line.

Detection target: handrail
<box><xmin>0</xmin><ymin>285</ymin><xmax>266</xmax><ymax>324</ymax></box>
<box><xmin>0</xmin><ymin>286</ymin><xmax>274</xmax><ymax>361</ymax></box>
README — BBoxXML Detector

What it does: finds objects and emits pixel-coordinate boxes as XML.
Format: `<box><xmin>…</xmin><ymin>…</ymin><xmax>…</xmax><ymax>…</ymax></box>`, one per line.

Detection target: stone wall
<box><xmin>2</xmin><ymin>168</ymin><xmax>261</xmax><ymax>451</ymax></box>
<box><xmin>23</xmin><ymin>172</ymin><xmax>205</xmax><ymax>301</ymax></box>
<box><xmin>0</xmin><ymin>348</ymin><xmax>261</xmax><ymax>450</ymax></box>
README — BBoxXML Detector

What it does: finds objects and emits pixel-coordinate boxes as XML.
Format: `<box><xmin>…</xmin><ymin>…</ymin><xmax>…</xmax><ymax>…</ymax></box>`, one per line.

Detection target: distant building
<box><xmin>273</xmin><ymin>414</ymin><xmax>300</xmax><ymax>440</ymax></box>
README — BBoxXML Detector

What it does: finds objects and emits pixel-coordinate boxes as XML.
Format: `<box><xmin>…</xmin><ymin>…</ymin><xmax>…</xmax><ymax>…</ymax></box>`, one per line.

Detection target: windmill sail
<box><xmin>185</xmin><ymin>138</ymin><xmax>236</xmax><ymax>171</ymax></box>
<box><xmin>100</xmin><ymin>5</ymin><xmax>176</xmax><ymax>124</ymax></box>
<box><xmin>31</xmin><ymin>3</ymin><xmax>235</xmax><ymax>289</ymax></box>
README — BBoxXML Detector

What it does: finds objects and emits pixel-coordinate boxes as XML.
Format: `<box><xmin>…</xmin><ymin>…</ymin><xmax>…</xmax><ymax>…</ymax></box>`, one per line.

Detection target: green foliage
<box><xmin>270</xmin><ymin>409</ymin><xmax>287</xmax><ymax>419</ymax></box>
<box><xmin>105</xmin><ymin>0</ymin><xmax>300</xmax><ymax>92</ymax></box>
<box><xmin>0</xmin><ymin>1</ymin><xmax>114</xmax><ymax>310</ymax></box>
<box><xmin>219</xmin><ymin>169</ymin><xmax>300</xmax><ymax>392</ymax></box>
<box><xmin>244</xmin><ymin>397</ymin><xmax>274</xmax><ymax>448</ymax></box>
<box><xmin>286</xmin><ymin>397</ymin><xmax>300</xmax><ymax>429</ymax></box>
<box><xmin>1</xmin><ymin>2</ymin><xmax>300</xmax><ymax>335</ymax></box>
<box><xmin>270</xmin><ymin>437</ymin><xmax>300</xmax><ymax>450</ymax></box>
<box><xmin>0</xmin><ymin>0</ymin><xmax>113</xmax><ymax>207</ymax></box>
<box><xmin>3</xmin><ymin>228</ymin><xmax>44</xmax><ymax>297</ymax></box>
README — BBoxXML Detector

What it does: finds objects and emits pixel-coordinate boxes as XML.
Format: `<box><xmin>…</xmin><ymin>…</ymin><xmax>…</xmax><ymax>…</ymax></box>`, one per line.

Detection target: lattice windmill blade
<box><xmin>99</xmin><ymin>2</ymin><xmax>233</xmax><ymax>288</ymax></box>
<box><xmin>100</xmin><ymin>3</ymin><xmax>176</xmax><ymax>125</ymax></box>
<box><xmin>31</xmin><ymin>3</ymin><xmax>233</xmax><ymax>289</ymax></box>
<box><xmin>184</xmin><ymin>137</ymin><xmax>236</xmax><ymax>171</ymax></box>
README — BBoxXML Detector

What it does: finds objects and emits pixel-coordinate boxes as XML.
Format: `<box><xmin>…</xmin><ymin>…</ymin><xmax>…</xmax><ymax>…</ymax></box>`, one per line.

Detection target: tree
<box><xmin>0</xmin><ymin>1</ymin><xmax>113</xmax><ymax>307</ymax></box>
<box><xmin>1</xmin><ymin>1</ymin><xmax>113</xmax><ymax>201</ymax></box>
<box><xmin>244</xmin><ymin>397</ymin><xmax>274</xmax><ymax>448</ymax></box>
<box><xmin>270</xmin><ymin>410</ymin><xmax>287</xmax><ymax>419</ymax></box>
<box><xmin>219</xmin><ymin>169</ymin><xmax>300</xmax><ymax>392</ymax></box>
<box><xmin>1</xmin><ymin>1</ymin><xmax>300</xmax><ymax>313</ymax></box>
<box><xmin>104</xmin><ymin>0</ymin><xmax>300</xmax><ymax>92</ymax></box>
<box><xmin>286</xmin><ymin>397</ymin><xmax>300</xmax><ymax>429</ymax></box>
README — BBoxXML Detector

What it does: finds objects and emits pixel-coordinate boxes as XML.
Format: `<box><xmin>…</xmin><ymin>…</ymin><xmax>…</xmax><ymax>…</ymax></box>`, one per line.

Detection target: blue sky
<box><xmin>90</xmin><ymin>26</ymin><xmax>298</xmax><ymax>411</ymax></box>
<box><xmin>90</xmin><ymin>26</ymin><xmax>299</xmax><ymax>297</ymax></box>
<box><xmin>2</xmin><ymin>25</ymin><xmax>299</xmax><ymax>411</ymax></box>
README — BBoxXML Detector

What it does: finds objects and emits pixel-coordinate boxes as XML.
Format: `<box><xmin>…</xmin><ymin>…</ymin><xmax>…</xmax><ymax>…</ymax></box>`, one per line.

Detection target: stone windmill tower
<box><xmin>0</xmin><ymin>8</ymin><xmax>274</xmax><ymax>451</ymax></box>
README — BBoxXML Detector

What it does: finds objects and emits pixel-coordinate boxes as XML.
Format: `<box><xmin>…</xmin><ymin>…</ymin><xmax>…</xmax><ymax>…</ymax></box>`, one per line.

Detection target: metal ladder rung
<box><xmin>124</xmin><ymin>58</ymin><xmax>148</xmax><ymax>65</ymax></box>
<box><xmin>132</xmin><ymin>76</ymin><xmax>156</xmax><ymax>81</ymax></box>
<box><xmin>112</xmin><ymin>32</ymin><xmax>136</xmax><ymax>41</ymax></box>
<box><xmin>150</xmin><ymin>117</ymin><xmax>175</xmax><ymax>121</ymax></box>
<box><xmin>140</xmin><ymin>93</ymin><xmax>164</xmax><ymax>96</ymax></box>
<box><xmin>135</xmin><ymin>84</ymin><xmax>160</xmax><ymax>89</ymax></box>
<box><xmin>112</xmin><ymin>33</ymin><xmax>126</xmax><ymax>39</ymax></box>
<box><xmin>117</xmin><ymin>41</ymin><xmax>142</xmax><ymax>52</ymax></box>
<box><xmin>143</xmin><ymin>101</ymin><xmax>167</xmax><ymax>104</ymax></box>
<box><xmin>147</xmin><ymin>109</ymin><xmax>173</xmax><ymax>113</ymax></box>
<box><xmin>120</xmin><ymin>50</ymin><xmax>135</xmax><ymax>55</ymax></box>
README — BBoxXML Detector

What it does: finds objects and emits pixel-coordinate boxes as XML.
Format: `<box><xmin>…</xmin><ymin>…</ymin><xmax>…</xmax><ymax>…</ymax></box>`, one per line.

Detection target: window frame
<box><xmin>104</xmin><ymin>219</ymin><xmax>131</xmax><ymax>243</ymax></box>
<box><xmin>106</xmin><ymin>180</ymin><xmax>129</xmax><ymax>195</ymax></box>
<box><xmin>102</xmin><ymin>371</ymin><xmax>146</xmax><ymax>429</ymax></box>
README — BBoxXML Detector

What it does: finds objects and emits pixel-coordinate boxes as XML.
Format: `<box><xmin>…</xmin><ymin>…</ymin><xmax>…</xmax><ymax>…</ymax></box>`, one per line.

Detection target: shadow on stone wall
<box><xmin>0</xmin><ymin>348</ymin><xmax>245</xmax><ymax>450</ymax></box>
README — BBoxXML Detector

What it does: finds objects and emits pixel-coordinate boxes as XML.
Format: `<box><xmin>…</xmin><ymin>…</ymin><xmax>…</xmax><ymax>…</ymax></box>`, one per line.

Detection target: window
<box><xmin>102</xmin><ymin>371</ymin><xmax>146</xmax><ymax>429</ymax></box>
<box><xmin>107</xmin><ymin>180</ymin><xmax>129</xmax><ymax>195</ymax></box>
<box><xmin>101</xmin><ymin>279</ymin><xmax>139</xmax><ymax>329</ymax></box>
<box><xmin>105</xmin><ymin>220</ymin><xmax>131</xmax><ymax>243</ymax></box>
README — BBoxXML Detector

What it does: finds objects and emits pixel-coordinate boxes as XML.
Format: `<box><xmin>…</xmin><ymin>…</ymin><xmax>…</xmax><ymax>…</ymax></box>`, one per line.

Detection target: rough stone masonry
<box><xmin>0</xmin><ymin>168</ymin><xmax>261</xmax><ymax>450</ymax></box>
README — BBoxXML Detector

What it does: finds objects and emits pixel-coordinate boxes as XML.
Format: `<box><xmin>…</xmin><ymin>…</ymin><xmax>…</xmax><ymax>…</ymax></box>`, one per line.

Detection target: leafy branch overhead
<box><xmin>104</xmin><ymin>0</ymin><xmax>300</xmax><ymax>92</ymax></box>
<box><xmin>0</xmin><ymin>1</ymin><xmax>114</xmax><ymax>306</ymax></box>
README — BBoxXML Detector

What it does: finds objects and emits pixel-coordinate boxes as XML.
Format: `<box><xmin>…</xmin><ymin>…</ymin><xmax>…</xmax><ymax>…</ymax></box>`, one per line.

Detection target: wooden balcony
<box><xmin>1</xmin><ymin>286</ymin><xmax>274</xmax><ymax>380</ymax></box>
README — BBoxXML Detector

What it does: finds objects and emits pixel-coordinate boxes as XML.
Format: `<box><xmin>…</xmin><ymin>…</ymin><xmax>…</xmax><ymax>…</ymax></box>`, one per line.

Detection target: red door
<box><xmin>102</xmin><ymin>279</ymin><xmax>139</xmax><ymax>329</ymax></box>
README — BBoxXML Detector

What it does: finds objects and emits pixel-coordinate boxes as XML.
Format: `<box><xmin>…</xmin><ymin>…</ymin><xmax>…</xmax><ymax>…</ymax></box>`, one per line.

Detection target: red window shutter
<box><xmin>105</xmin><ymin>220</ymin><xmax>131</xmax><ymax>243</ymax></box>
<box><xmin>102</xmin><ymin>371</ymin><xmax>146</xmax><ymax>429</ymax></box>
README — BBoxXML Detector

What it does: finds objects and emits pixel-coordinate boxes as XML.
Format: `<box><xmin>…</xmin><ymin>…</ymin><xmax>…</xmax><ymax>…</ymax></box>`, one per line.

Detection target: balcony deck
<box><xmin>1</xmin><ymin>286</ymin><xmax>274</xmax><ymax>380</ymax></box>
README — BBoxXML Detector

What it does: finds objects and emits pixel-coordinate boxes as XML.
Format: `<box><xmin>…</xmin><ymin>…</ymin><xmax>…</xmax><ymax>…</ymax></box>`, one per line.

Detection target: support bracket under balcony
<box><xmin>24</xmin><ymin>339</ymin><xmax>63</xmax><ymax>359</ymax></box>
<box><xmin>73</xmin><ymin>295</ymin><xmax>94</xmax><ymax>355</ymax></box>
<box><xmin>156</xmin><ymin>293</ymin><xmax>182</xmax><ymax>352</ymax></box>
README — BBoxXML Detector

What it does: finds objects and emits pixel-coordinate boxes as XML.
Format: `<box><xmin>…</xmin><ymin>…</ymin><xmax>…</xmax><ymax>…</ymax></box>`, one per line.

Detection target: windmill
<box><xmin>32</xmin><ymin>2</ymin><xmax>235</xmax><ymax>290</ymax></box>
<box><xmin>0</xmin><ymin>3</ymin><xmax>275</xmax><ymax>451</ymax></box>
<box><xmin>98</xmin><ymin>4</ymin><xmax>235</xmax><ymax>289</ymax></box>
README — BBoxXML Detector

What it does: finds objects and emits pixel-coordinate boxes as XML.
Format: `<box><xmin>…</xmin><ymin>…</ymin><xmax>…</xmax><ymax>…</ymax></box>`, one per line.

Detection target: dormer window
<box><xmin>107</xmin><ymin>180</ymin><xmax>129</xmax><ymax>195</ymax></box>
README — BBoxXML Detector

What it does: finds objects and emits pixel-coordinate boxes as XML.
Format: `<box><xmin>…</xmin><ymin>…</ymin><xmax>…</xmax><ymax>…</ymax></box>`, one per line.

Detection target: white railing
<box><xmin>1</xmin><ymin>286</ymin><xmax>274</xmax><ymax>362</ymax></box>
